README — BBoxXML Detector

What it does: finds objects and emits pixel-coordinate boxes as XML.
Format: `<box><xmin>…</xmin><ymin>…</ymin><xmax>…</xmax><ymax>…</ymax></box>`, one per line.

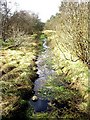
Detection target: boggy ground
<box><xmin>26</xmin><ymin>30</ymin><xmax>89</xmax><ymax>119</ymax></box>
<box><xmin>0</xmin><ymin>34</ymin><xmax>43</xmax><ymax>119</ymax></box>
<box><xmin>0</xmin><ymin>32</ymin><xmax>89</xmax><ymax>119</ymax></box>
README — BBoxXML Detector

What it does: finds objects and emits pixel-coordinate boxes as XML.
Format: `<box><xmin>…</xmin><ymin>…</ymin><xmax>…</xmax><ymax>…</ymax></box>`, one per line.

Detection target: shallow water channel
<box><xmin>29</xmin><ymin>39</ymin><xmax>55</xmax><ymax>112</ymax></box>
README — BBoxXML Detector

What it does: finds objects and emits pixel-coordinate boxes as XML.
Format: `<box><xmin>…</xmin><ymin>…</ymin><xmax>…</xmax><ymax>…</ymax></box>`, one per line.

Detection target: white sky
<box><xmin>7</xmin><ymin>0</ymin><xmax>62</xmax><ymax>22</ymax></box>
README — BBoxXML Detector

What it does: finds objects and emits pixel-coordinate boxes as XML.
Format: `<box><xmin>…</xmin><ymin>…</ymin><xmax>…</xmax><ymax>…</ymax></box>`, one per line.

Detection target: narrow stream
<box><xmin>29</xmin><ymin>38</ymin><xmax>55</xmax><ymax>112</ymax></box>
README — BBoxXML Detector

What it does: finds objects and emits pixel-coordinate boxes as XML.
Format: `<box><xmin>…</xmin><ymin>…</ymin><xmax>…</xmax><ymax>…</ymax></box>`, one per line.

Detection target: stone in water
<box><xmin>32</xmin><ymin>95</ymin><xmax>38</xmax><ymax>101</ymax></box>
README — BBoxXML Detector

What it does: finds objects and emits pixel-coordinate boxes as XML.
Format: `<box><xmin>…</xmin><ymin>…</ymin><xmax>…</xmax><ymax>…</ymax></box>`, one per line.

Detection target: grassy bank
<box><xmin>38</xmin><ymin>30</ymin><xmax>89</xmax><ymax>119</ymax></box>
<box><xmin>0</xmin><ymin>34</ymin><xmax>43</xmax><ymax>119</ymax></box>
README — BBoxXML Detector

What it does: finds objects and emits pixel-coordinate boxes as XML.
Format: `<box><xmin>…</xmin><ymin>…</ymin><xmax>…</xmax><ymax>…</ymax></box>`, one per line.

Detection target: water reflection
<box><xmin>30</xmin><ymin>99</ymin><xmax>49</xmax><ymax>112</ymax></box>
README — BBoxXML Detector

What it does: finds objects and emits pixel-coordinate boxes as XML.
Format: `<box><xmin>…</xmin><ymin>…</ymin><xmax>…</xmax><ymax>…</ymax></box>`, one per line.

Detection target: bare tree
<box><xmin>45</xmin><ymin>2</ymin><xmax>89</xmax><ymax>66</ymax></box>
<box><xmin>9</xmin><ymin>10</ymin><xmax>44</xmax><ymax>36</ymax></box>
<box><xmin>1</xmin><ymin>0</ymin><xmax>11</xmax><ymax>41</ymax></box>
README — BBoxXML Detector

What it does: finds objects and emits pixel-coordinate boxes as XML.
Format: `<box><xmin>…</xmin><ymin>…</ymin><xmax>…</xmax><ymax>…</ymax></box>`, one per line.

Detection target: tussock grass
<box><xmin>0</xmin><ymin>35</ymin><xmax>40</xmax><ymax>117</ymax></box>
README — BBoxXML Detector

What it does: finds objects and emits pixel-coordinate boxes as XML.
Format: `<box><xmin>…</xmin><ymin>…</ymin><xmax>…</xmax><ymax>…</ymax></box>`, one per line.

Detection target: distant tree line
<box><xmin>45</xmin><ymin>1</ymin><xmax>89</xmax><ymax>66</ymax></box>
<box><xmin>0</xmin><ymin>0</ymin><xmax>44</xmax><ymax>41</ymax></box>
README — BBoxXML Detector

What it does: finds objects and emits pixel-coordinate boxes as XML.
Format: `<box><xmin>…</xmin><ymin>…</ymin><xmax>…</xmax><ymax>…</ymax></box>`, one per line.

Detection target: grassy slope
<box><xmin>0</xmin><ymin>35</ymin><xmax>41</xmax><ymax>118</ymax></box>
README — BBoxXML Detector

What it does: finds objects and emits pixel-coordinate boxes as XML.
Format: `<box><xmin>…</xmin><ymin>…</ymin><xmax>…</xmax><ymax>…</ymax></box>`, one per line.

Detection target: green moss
<box><xmin>19</xmin><ymin>100</ymin><xmax>28</xmax><ymax>106</ymax></box>
<box><xmin>40</xmin><ymin>33</ymin><xmax>47</xmax><ymax>40</ymax></box>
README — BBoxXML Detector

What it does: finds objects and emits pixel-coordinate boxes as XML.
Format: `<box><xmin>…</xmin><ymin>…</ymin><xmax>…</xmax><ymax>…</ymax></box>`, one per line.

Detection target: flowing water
<box><xmin>29</xmin><ymin>38</ymin><xmax>55</xmax><ymax>112</ymax></box>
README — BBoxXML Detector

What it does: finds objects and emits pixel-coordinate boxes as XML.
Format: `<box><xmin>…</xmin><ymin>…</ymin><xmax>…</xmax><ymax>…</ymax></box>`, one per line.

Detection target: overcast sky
<box><xmin>7</xmin><ymin>0</ymin><xmax>62</xmax><ymax>22</ymax></box>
